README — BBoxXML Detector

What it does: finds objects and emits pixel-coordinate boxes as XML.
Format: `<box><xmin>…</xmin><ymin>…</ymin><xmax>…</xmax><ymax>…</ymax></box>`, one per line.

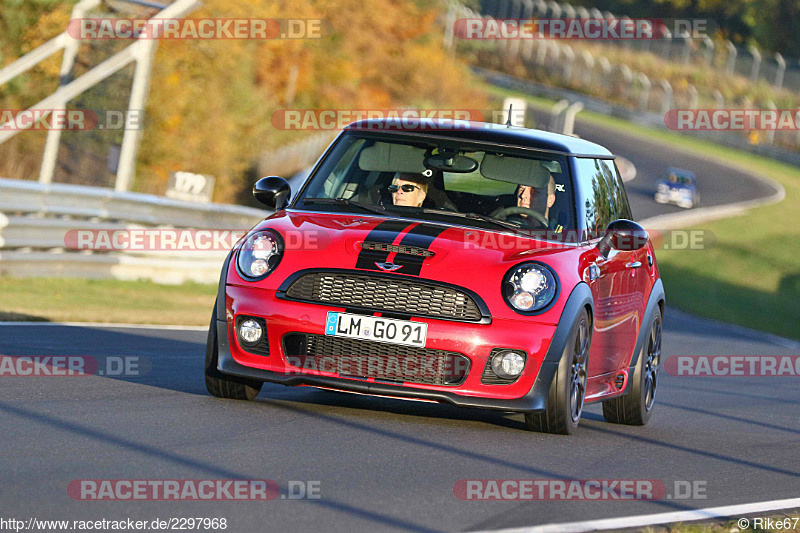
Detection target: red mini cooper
<box><xmin>204</xmin><ymin>119</ymin><xmax>665</xmax><ymax>434</ymax></box>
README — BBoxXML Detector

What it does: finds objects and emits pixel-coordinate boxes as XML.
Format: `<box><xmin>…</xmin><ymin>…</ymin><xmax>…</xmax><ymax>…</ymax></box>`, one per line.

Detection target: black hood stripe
<box><xmin>388</xmin><ymin>224</ymin><xmax>449</xmax><ymax>275</ymax></box>
<box><xmin>356</xmin><ymin>221</ymin><xmax>448</xmax><ymax>276</ymax></box>
<box><xmin>355</xmin><ymin>220</ymin><xmax>416</xmax><ymax>270</ymax></box>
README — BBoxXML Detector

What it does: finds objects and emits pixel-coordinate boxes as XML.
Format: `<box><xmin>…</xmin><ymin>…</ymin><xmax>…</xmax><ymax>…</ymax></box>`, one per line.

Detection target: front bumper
<box><xmin>214</xmin><ymin>271</ymin><xmax>596</xmax><ymax>412</ymax></box>
<box><xmin>224</xmin><ymin>283</ymin><xmax>554</xmax><ymax>402</ymax></box>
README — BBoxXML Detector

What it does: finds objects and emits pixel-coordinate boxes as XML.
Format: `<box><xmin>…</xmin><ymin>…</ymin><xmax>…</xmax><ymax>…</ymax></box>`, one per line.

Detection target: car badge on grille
<box><xmin>375</xmin><ymin>261</ymin><xmax>403</xmax><ymax>272</ymax></box>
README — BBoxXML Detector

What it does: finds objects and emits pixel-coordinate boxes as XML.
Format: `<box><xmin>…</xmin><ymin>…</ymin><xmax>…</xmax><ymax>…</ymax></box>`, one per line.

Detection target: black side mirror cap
<box><xmin>253</xmin><ymin>176</ymin><xmax>291</xmax><ymax>209</ymax></box>
<box><xmin>597</xmin><ymin>219</ymin><xmax>648</xmax><ymax>258</ymax></box>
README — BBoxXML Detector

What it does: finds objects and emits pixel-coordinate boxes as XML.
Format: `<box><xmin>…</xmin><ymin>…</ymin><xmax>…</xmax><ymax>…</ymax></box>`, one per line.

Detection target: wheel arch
<box><xmin>620</xmin><ymin>277</ymin><xmax>665</xmax><ymax>395</ymax></box>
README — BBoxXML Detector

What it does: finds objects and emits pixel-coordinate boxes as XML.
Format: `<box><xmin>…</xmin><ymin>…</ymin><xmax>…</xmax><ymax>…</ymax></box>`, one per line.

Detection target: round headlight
<box><xmin>238</xmin><ymin>319</ymin><xmax>263</xmax><ymax>344</ymax></box>
<box><xmin>236</xmin><ymin>230</ymin><xmax>283</xmax><ymax>280</ymax></box>
<box><xmin>491</xmin><ymin>351</ymin><xmax>526</xmax><ymax>379</ymax></box>
<box><xmin>503</xmin><ymin>262</ymin><xmax>558</xmax><ymax>313</ymax></box>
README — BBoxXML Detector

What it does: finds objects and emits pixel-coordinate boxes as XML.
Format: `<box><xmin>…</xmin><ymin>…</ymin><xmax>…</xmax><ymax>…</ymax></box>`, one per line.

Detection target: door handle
<box><xmin>625</xmin><ymin>261</ymin><xmax>642</xmax><ymax>269</ymax></box>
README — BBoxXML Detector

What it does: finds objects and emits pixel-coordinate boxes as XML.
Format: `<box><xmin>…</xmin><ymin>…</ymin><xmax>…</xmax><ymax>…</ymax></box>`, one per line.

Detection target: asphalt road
<box><xmin>0</xmin><ymin>316</ymin><xmax>797</xmax><ymax>532</ymax></box>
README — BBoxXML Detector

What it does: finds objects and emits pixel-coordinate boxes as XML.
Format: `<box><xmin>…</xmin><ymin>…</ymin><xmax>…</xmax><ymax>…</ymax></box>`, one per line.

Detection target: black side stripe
<box><xmin>355</xmin><ymin>220</ymin><xmax>415</xmax><ymax>270</ymax></box>
<box><xmin>390</xmin><ymin>224</ymin><xmax>449</xmax><ymax>275</ymax></box>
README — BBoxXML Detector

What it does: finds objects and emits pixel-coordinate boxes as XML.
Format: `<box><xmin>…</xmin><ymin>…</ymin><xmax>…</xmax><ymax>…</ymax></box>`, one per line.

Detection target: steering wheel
<box><xmin>490</xmin><ymin>206</ymin><xmax>549</xmax><ymax>228</ymax></box>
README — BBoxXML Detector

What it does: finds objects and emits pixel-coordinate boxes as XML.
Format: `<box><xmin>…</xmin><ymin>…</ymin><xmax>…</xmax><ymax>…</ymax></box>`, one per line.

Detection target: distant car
<box><xmin>654</xmin><ymin>167</ymin><xmax>698</xmax><ymax>208</ymax></box>
<box><xmin>205</xmin><ymin>119</ymin><xmax>665</xmax><ymax>434</ymax></box>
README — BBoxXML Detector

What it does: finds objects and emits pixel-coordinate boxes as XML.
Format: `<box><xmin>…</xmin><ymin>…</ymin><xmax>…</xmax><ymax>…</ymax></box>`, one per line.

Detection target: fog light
<box><xmin>491</xmin><ymin>351</ymin><xmax>525</xmax><ymax>379</ymax></box>
<box><xmin>239</xmin><ymin>319</ymin><xmax>262</xmax><ymax>344</ymax></box>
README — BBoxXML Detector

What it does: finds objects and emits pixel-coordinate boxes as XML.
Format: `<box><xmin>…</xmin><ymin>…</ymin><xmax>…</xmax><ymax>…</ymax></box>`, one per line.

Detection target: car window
<box><xmin>599</xmin><ymin>159</ymin><xmax>633</xmax><ymax>220</ymax></box>
<box><xmin>574</xmin><ymin>157</ymin><xmax>626</xmax><ymax>238</ymax></box>
<box><xmin>295</xmin><ymin>132</ymin><xmax>578</xmax><ymax>241</ymax></box>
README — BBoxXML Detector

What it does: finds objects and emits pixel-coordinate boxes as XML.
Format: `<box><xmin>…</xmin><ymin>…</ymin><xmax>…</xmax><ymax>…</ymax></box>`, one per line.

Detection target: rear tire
<box><xmin>205</xmin><ymin>310</ymin><xmax>262</xmax><ymax>401</ymax></box>
<box><xmin>525</xmin><ymin>308</ymin><xmax>592</xmax><ymax>435</ymax></box>
<box><xmin>602</xmin><ymin>307</ymin><xmax>662</xmax><ymax>425</ymax></box>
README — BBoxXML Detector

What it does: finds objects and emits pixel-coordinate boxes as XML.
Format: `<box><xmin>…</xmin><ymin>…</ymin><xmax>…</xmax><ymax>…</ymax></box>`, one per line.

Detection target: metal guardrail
<box><xmin>0</xmin><ymin>178</ymin><xmax>269</xmax><ymax>284</ymax></box>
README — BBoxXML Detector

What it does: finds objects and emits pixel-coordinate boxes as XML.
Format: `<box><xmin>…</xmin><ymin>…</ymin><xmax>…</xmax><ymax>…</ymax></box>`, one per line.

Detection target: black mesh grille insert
<box><xmin>361</xmin><ymin>241</ymin><xmax>435</xmax><ymax>257</ymax></box>
<box><xmin>283</xmin><ymin>333</ymin><xmax>469</xmax><ymax>386</ymax></box>
<box><xmin>284</xmin><ymin>272</ymin><xmax>482</xmax><ymax>321</ymax></box>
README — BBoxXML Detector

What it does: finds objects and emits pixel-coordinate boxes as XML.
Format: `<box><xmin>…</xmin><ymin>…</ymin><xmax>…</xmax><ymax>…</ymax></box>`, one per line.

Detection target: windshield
<box><xmin>295</xmin><ymin>132</ymin><xmax>577</xmax><ymax>241</ymax></box>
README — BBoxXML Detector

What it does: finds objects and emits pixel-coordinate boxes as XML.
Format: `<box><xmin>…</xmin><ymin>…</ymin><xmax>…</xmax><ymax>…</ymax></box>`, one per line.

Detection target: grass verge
<box><xmin>0</xmin><ymin>278</ymin><xmax>216</xmax><ymax>326</ymax></box>
<box><xmin>487</xmin><ymin>83</ymin><xmax>800</xmax><ymax>340</ymax></box>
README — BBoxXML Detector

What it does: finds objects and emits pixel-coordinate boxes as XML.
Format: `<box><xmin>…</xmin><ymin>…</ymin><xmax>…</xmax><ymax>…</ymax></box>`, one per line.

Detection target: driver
<box><xmin>516</xmin><ymin>175</ymin><xmax>556</xmax><ymax>222</ymax></box>
<box><xmin>389</xmin><ymin>172</ymin><xmax>429</xmax><ymax>207</ymax></box>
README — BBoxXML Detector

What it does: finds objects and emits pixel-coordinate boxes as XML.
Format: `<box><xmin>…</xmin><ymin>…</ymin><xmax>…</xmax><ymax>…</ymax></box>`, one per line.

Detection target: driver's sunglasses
<box><xmin>388</xmin><ymin>184</ymin><xmax>420</xmax><ymax>193</ymax></box>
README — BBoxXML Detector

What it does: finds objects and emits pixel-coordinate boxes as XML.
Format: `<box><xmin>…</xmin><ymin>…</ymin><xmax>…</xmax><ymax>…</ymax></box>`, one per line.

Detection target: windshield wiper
<box><xmin>419</xmin><ymin>208</ymin><xmax>521</xmax><ymax>230</ymax></box>
<box><xmin>302</xmin><ymin>197</ymin><xmax>390</xmax><ymax>217</ymax></box>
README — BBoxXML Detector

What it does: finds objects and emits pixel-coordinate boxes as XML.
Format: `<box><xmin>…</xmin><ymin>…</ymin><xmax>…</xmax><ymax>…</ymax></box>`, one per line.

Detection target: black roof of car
<box><xmin>344</xmin><ymin>119</ymin><xmax>614</xmax><ymax>158</ymax></box>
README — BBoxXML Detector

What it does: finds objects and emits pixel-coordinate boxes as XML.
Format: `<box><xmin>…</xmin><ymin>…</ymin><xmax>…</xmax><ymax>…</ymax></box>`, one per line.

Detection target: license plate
<box><xmin>325</xmin><ymin>312</ymin><xmax>427</xmax><ymax>348</ymax></box>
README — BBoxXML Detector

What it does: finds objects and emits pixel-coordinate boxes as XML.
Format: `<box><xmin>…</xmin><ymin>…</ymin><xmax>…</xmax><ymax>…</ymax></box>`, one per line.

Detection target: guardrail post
<box><xmin>713</xmin><ymin>90</ymin><xmax>724</xmax><ymax>109</ymax></box>
<box><xmin>703</xmin><ymin>37</ymin><xmax>715</xmax><ymax>66</ymax></box>
<box><xmin>443</xmin><ymin>1</ymin><xmax>456</xmax><ymax>51</ymax></box>
<box><xmin>581</xmin><ymin>50</ymin><xmax>594</xmax><ymax>86</ymax></box>
<box><xmin>748</xmin><ymin>45</ymin><xmax>762</xmax><ymax>82</ymax></box>
<box><xmin>636</xmin><ymin>73</ymin><xmax>651</xmax><ymax>110</ymax></box>
<box><xmin>561</xmin><ymin>44</ymin><xmax>574</xmax><ymax>81</ymax></box>
<box><xmin>659</xmin><ymin>79</ymin><xmax>673</xmax><ymax>115</ymax></box>
<box><xmin>774</xmin><ymin>53</ymin><xmax>786</xmax><ymax>89</ymax></box>
<box><xmin>688</xmin><ymin>84</ymin><xmax>699</xmax><ymax>109</ymax></box>
<box><xmin>725</xmin><ymin>41</ymin><xmax>737</xmax><ymax>75</ymax></box>
<box><xmin>547</xmin><ymin>1</ymin><xmax>561</xmax><ymax>19</ymax></box>
<box><xmin>549</xmin><ymin>99</ymin><xmax>569</xmax><ymax>132</ymax></box>
<box><xmin>680</xmin><ymin>32</ymin><xmax>692</xmax><ymax>64</ymax></box>
<box><xmin>563</xmin><ymin>101</ymin><xmax>583</xmax><ymax>135</ymax></box>
<box><xmin>598</xmin><ymin>56</ymin><xmax>611</xmax><ymax>94</ymax></box>
<box><xmin>765</xmin><ymin>100</ymin><xmax>777</xmax><ymax>145</ymax></box>
<box><xmin>618</xmin><ymin>64</ymin><xmax>632</xmax><ymax>101</ymax></box>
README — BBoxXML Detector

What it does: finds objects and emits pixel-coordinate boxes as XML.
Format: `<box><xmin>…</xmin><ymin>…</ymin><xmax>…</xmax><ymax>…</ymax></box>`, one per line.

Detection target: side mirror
<box><xmin>253</xmin><ymin>176</ymin><xmax>290</xmax><ymax>210</ymax></box>
<box><xmin>597</xmin><ymin>219</ymin><xmax>648</xmax><ymax>258</ymax></box>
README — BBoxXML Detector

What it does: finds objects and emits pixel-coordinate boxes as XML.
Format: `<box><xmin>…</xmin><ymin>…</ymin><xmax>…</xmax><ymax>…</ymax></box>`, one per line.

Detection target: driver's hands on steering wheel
<box><xmin>490</xmin><ymin>205</ymin><xmax>549</xmax><ymax>229</ymax></box>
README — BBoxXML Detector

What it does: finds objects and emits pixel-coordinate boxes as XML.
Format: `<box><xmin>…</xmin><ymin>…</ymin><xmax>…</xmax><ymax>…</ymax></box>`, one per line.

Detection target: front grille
<box><xmin>361</xmin><ymin>241</ymin><xmax>435</xmax><ymax>257</ymax></box>
<box><xmin>283</xmin><ymin>333</ymin><xmax>469</xmax><ymax>386</ymax></box>
<box><xmin>284</xmin><ymin>272</ymin><xmax>483</xmax><ymax>321</ymax></box>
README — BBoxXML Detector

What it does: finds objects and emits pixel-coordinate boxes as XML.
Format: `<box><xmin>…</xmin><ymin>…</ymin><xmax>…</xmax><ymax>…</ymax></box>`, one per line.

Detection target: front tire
<box><xmin>205</xmin><ymin>311</ymin><xmax>262</xmax><ymax>401</ymax></box>
<box><xmin>602</xmin><ymin>307</ymin><xmax>662</xmax><ymax>425</ymax></box>
<box><xmin>525</xmin><ymin>308</ymin><xmax>592</xmax><ymax>434</ymax></box>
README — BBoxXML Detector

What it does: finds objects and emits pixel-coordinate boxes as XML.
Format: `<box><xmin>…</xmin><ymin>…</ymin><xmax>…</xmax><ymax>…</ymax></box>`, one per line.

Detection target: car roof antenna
<box><xmin>505</xmin><ymin>104</ymin><xmax>513</xmax><ymax>127</ymax></box>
